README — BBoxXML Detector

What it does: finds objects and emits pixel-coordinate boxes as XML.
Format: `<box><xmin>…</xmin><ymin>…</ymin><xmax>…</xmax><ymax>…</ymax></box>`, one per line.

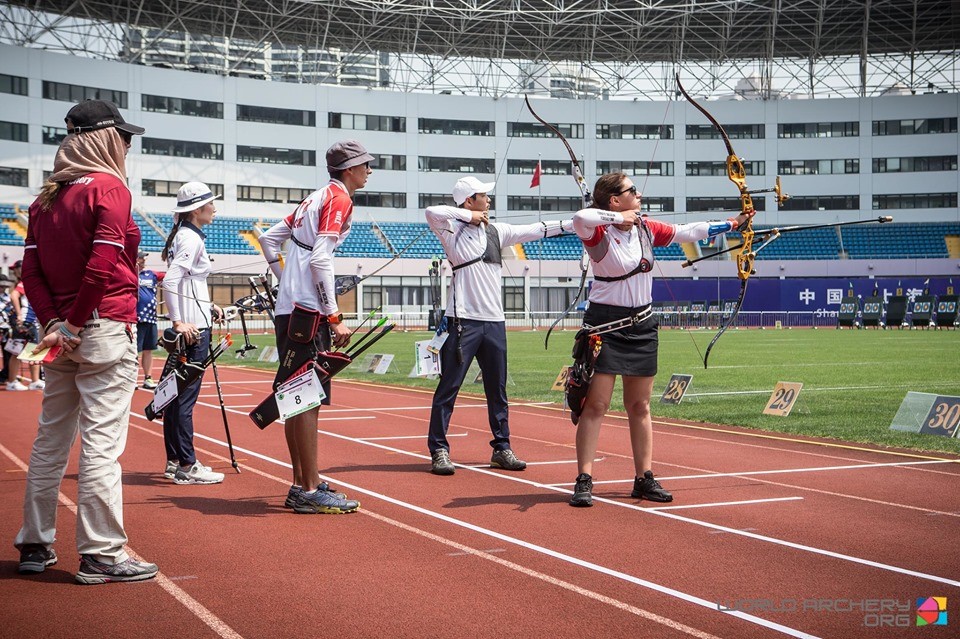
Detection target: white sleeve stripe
<box><xmin>24</xmin><ymin>245</ymin><xmax>37</xmax><ymax>249</ymax></box>
<box><xmin>93</xmin><ymin>239</ymin><xmax>126</xmax><ymax>249</ymax></box>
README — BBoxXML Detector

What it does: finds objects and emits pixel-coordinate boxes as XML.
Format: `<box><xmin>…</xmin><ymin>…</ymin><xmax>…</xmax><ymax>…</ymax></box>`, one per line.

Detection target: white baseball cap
<box><xmin>452</xmin><ymin>176</ymin><xmax>495</xmax><ymax>205</ymax></box>
<box><xmin>173</xmin><ymin>181</ymin><xmax>221</xmax><ymax>214</ymax></box>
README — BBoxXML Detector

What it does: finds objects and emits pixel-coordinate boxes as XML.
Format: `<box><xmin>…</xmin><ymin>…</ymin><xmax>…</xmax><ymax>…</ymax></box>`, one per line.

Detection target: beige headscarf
<box><xmin>38</xmin><ymin>127</ymin><xmax>129</xmax><ymax>210</ymax></box>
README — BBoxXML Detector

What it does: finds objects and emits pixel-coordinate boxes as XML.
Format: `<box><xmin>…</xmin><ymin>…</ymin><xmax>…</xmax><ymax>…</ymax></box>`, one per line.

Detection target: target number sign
<box><xmin>763</xmin><ymin>382</ymin><xmax>803</xmax><ymax>417</ymax></box>
<box><xmin>919</xmin><ymin>396</ymin><xmax>960</xmax><ymax>438</ymax></box>
<box><xmin>660</xmin><ymin>374</ymin><xmax>693</xmax><ymax>404</ymax></box>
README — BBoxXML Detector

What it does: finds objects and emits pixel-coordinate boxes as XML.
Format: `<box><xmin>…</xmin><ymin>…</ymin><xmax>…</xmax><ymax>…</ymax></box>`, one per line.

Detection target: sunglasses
<box><xmin>118</xmin><ymin>130</ymin><xmax>133</xmax><ymax>145</ymax></box>
<box><xmin>614</xmin><ymin>185</ymin><xmax>638</xmax><ymax>196</ymax></box>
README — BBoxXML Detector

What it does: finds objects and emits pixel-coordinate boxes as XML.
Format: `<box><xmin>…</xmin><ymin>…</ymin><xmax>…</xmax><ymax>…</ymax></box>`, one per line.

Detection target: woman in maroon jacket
<box><xmin>14</xmin><ymin>99</ymin><xmax>158</xmax><ymax>585</ymax></box>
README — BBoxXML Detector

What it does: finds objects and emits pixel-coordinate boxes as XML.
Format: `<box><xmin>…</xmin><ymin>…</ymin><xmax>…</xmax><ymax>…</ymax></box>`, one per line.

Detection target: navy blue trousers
<box><xmin>163</xmin><ymin>328</ymin><xmax>210</xmax><ymax>465</ymax></box>
<box><xmin>427</xmin><ymin>319</ymin><xmax>510</xmax><ymax>454</ymax></box>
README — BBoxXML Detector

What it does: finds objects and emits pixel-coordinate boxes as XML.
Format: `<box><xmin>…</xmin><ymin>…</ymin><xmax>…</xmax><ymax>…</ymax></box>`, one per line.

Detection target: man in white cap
<box><xmin>258</xmin><ymin>139</ymin><xmax>371</xmax><ymax>514</ymax></box>
<box><xmin>425</xmin><ymin>176</ymin><xmax>574</xmax><ymax>475</ymax></box>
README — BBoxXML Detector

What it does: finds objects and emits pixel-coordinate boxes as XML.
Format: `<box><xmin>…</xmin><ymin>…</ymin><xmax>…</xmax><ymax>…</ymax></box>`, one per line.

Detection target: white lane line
<box><xmin>582</xmin><ymin>459</ymin><xmax>960</xmax><ymax>486</ymax></box>
<box><xmin>0</xmin><ymin>442</ymin><xmax>244</xmax><ymax>639</ymax></box>
<box><xmin>466</xmin><ymin>457</ymin><xmax>604</xmax><ymax>468</ymax></box>
<box><xmin>194</xmin><ymin>401</ymin><xmax>375</xmax><ymax>423</ymax></box>
<box><xmin>647</xmin><ymin>497</ymin><xmax>804</xmax><ymax>511</ymax></box>
<box><xmin>184</xmin><ymin>403</ymin><xmax>960</xmax><ymax>590</ymax></box>
<box><xmin>158</xmin><ymin>428</ymin><xmax>816</xmax><ymax>639</ymax></box>
<box><xmin>359</xmin><ymin>433</ymin><xmax>467</xmax><ymax>441</ymax></box>
<box><xmin>687</xmin><ymin>383</ymin><xmax>960</xmax><ymax>396</ymax></box>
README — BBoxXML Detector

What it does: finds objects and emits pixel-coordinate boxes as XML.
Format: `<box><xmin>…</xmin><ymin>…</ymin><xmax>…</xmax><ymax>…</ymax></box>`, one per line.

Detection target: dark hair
<box><xmin>591</xmin><ymin>172</ymin><xmax>628</xmax><ymax>210</ymax></box>
<box><xmin>160</xmin><ymin>219</ymin><xmax>183</xmax><ymax>262</ymax></box>
<box><xmin>329</xmin><ymin>169</ymin><xmax>345</xmax><ymax>181</ymax></box>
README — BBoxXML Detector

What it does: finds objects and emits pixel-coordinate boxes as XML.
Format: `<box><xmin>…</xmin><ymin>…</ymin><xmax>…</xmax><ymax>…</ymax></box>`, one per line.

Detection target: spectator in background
<box><xmin>0</xmin><ymin>273</ymin><xmax>13</xmax><ymax>383</ymax></box>
<box><xmin>7</xmin><ymin>260</ymin><xmax>43</xmax><ymax>391</ymax></box>
<box><xmin>136</xmin><ymin>251</ymin><xmax>160</xmax><ymax>389</ymax></box>
<box><xmin>15</xmin><ymin>98</ymin><xmax>158</xmax><ymax>583</ymax></box>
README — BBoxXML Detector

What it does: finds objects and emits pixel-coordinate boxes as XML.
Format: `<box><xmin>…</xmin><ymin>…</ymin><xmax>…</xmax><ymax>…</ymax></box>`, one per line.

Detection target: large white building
<box><xmin>2</xmin><ymin>44</ymin><xmax>957</xmax><ymax>230</ymax></box>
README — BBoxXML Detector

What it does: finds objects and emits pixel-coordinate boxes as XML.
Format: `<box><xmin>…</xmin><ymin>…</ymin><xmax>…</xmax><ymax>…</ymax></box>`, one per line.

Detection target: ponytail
<box><xmin>38</xmin><ymin>180</ymin><xmax>62</xmax><ymax>211</ymax></box>
<box><xmin>160</xmin><ymin>221</ymin><xmax>181</xmax><ymax>262</ymax></box>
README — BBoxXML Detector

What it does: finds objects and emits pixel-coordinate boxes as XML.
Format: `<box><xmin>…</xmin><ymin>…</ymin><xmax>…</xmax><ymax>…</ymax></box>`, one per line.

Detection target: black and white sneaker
<box><xmin>632</xmin><ymin>470</ymin><xmax>673</xmax><ymax>502</ymax></box>
<box><xmin>570</xmin><ymin>473</ymin><xmax>593</xmax><ymax>507</ymax></box>
<box><xmin>18</xmin><ymin>544</ymin><xmax>58</xmax><ymax>574</ymax></box>
<box><xmin>431</xmin><ymin>449</ymin><xmax>455</xmax><ymax>475</ymax></box>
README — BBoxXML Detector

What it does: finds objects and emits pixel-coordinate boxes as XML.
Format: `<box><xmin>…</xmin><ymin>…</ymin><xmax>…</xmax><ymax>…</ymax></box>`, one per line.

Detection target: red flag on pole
<box><xmin>530</xmin><ymin>160</ymin><xmax>542</xmax><ymax>188</ymax></box>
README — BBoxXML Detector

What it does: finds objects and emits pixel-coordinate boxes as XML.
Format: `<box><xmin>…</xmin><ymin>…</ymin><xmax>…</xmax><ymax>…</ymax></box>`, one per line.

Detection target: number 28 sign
<box><xmin>920</xmin><ymin>396</ymin><xmax>960</xmax><ymax>438</ymax></box>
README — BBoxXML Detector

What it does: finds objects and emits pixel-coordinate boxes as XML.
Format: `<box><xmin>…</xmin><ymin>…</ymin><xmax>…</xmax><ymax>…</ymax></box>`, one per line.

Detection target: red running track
<box><xmin>1</xmin><ymin>363</ymin><xmax>958</xmax><ymax>639</ymax></box>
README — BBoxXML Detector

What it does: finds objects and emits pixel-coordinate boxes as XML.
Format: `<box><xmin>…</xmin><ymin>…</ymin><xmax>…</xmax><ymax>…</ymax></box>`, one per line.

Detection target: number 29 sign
<box><xmin>763</xmin><ymin>382</ymin><xmax>803</xmax><ymax>417</ymax></box>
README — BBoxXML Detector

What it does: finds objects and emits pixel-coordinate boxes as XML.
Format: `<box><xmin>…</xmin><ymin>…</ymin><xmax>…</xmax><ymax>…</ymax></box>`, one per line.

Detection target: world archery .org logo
<box><xmin>916</xmin><ymin>597</ymin><xmax>947</xmax><ymax>626</ymax></box>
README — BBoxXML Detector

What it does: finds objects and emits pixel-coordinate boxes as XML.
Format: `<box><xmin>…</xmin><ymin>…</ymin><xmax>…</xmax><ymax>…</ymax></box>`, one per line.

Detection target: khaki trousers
<box><xmin>15</xmin><ymin>319</ymin><xmax>137</xmax><ymax>563</ymax></box>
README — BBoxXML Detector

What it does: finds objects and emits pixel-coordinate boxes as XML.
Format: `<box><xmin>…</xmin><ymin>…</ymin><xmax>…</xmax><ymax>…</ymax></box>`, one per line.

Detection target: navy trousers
<box><xmin>163</xmin><ymin>328</ymin><xmax>210</xmax><ymax>465</ymax></box>
<box><xmin>427</xmin><ymin>319</ymin><xmax>510</xmax><ymax>454</ymax></box>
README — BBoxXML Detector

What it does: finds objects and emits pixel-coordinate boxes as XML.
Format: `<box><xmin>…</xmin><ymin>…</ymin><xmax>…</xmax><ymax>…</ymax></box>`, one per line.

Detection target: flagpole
<box><xmin>537</xmin><ymin>153</ymin><xmax>542</xmax><ymax>326</ymax></box>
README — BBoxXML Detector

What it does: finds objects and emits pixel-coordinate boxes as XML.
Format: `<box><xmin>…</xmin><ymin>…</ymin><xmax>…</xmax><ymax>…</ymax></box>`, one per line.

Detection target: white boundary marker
<box><xmin>187</xmin><ymin>400</ymin><xmax>960</xmax><ymax>590</ymax></box>
<box><xmin>0</xmin><ymin>442</ymin><xmax>245</xmax><ymax>639</ymax></box>
<box><xmin>647</xmin><ymin>497</ymin><xmax>804</xmax><ymax>511</ymax></box>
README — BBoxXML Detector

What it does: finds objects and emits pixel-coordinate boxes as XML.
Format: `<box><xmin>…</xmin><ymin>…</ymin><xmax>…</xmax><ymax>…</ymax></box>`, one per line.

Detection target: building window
<box><xmin>777</xmin><ymin>159</ymin><xmax>859</xmax><ymax>175</ymax></box>
<box><xmin>502</xmin><ymin>277</ymin><xmax>525</xmax><ymax>314</ymax></box>
<box><xmin>872</xmin><ymin>118</ymin><xmax>958</xmax><ymax>136</ymax></box>
<box><xmin>237</xmin><ymin>146</ymin><xmax>315</xmax><ymax>166</ymax></box>
<box><xmin>687</xmin><ymin>161</ymin><xmax>765</xmax><ymax>176</ymax></box>
<box><xmin>786</xmin><ymin>196</ymin><xmax>859</xmax><ymax>210</ymax></box>
<box><xmin>687</xmin><ymin>197</ymin><xmax>767</xmax><ymax>212</ymax></box>
<box><xmin>371</xmin><ymin>154</ymin><xmax>406</xmax><ymax>171</ymax></box>
<box><xmin>686</xmin><ymin>124</ymin><xmax>764</xmax><ymax>140</ymax></box>
<box><xmin>419</xmin><ymin>193</ymin><xmax>478</xmax><ymax>208</ymax></box>
<box><xmin>0</xmin><ymin>121</ymin><xmax>28</xmax><ymax>143</ymax></box>
<box><xmin>42</xmin><ymin>81</ymin><xmax>127</xmax><ymax>109</ymax></box>
<box><xmin>42</xmin><ymin>126</ymin><xmax>67</xmax><ymax>146</ymax></box>
<box><xmin>0</xmin><ymin>73</ymin><xmax>28</xmax><ymax>96</ymax></box>
<box><xmin>329</xmin><ymin>112</ymin><xmax>405</xmax><ymax>132</ymax></box>
<box><xmin>508</xmin><ymin>122</ymin><xmax>583</xmax><ymax>138</ymax></box>
<box><xmin>142</xmin><ymin>95</ymin><xmax>223</xmax><ymax>119</ymax></box>
<box><xmin>873</xmin><ymin>193</ymin><xmax>958</xmax><ymax>209</ymax></box>
<box><xmin>507</xmin><ymin>160</ymin><xmax>572</xmax><ymax>176</ymax></box>
<box><xmin>142</xmin><ymin>138</ymin><xmax>223</xmax><ymax>160</ymax></box>
<box><xmin>639</xmin><ymin>197</ymin><xmax>675</xmax><ymax>213</ymax></box>
<box><xmin>237</xmin><ymin>185</ymin><xmax>311</xmax><ymax>203</ymax></box>
<box><xmin>237</xmin><ymin>104</ymin><xmax>315</xmax><ymax>126</ymax></box>
<box><xmin>419</xmin><ymin>118</ymin><xmax>494</xmax><ymax>136</ymax></box>
<box><xmin>0</xmin><ymin>166</ymin><xmax>28</xmax><ymax>187</ymax></box>
<box><xmin>507</xmin><ymin>196</ymin><xmax>584</xmax><ymax>212</ymax></box>
<box><xmin>144</xmin><ymin>179</ymin><xmax>224</xmax><ymax>198</ymax></box>
<box><xmin>872</xmin><ymin>156</ymin><xmax>958</xmax><ymax>173</ymax></box>
<box><xmin>353</xmin><ymin>192</ymin><xmax>407</xmax><ymax>208</ymax></box>
<box><xmin>596</xmin><ymin>161</ymin><xmax>674</xmax><ymax>176</ymax></box>
<box><xmin>596</xmin><ymin>124</ymin><xmax>673</xmax><ymax>140</ymax></box>
<box><xmin>778</xmin><ymin>122</ymin><xmax>859</xmax><ymax>138</ymax></box>
<box><xmin>418</xmin><ymin>157</ymin><xmax>494</xmax><ymax>173</ymax></box>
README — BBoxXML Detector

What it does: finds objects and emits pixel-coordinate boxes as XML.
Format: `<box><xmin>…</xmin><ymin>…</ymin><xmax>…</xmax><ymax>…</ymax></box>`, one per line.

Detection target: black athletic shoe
<box><xmin>18</xmin><ymin>544</ymin><xmax>57</xmax><ymax>574</ymax></box>
<box><xmin>569</xmin><ymin>473</ymin><xmax>593</xmax><ymax>507</ymax></box>
<box><xmin>632</xmin><ymin>470</ymin><xmax>673</xmax><ymax>502</ymax></box>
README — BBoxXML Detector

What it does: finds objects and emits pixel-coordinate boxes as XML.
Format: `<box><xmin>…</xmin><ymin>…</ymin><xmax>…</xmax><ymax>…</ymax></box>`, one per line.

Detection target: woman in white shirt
<box><xmin>158</xmin><ymin>181</ymin><xmax>224</xmax><ymax>486</ymax></box>
<box><xmin>568</xmin><ymin>172</ymin><xmax>754</xmax><ymax>507</ymax></box>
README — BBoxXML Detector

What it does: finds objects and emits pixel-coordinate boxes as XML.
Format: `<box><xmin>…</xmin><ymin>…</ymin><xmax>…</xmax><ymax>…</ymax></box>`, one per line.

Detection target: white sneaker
<box><xmin>173</xmin><ymin>461</ymin><xmax>224</xmax><ymax>485</ymax></box>
<box><xmin>28</xmin><ymin>380</ymin><xmax>45</xmax><ymax>391</ymax></box>
<box><xmin>6</xmin><ymin>381</ymin><xmax>28</xmax><ymax>391</ymax></box>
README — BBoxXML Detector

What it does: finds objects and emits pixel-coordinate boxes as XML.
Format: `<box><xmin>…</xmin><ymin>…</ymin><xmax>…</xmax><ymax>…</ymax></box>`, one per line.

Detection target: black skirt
<box><xmin>582</xmin><ymin>302</ymin><xmax>659</xmax><ymax>377</ymax></box>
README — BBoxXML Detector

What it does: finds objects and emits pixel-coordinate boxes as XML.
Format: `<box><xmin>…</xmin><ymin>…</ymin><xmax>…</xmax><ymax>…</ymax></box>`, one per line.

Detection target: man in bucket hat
<box><xmin>257</xmin><ymin>140</ymin><xmax>373</xmax><ymax>514</ymax></box>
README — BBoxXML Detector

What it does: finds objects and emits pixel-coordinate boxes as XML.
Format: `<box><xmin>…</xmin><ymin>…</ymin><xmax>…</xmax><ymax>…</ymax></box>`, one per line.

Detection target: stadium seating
<box><xmin>1</xmin><ymin>203</ymin><xmax>958</xmax><ymax>260</ymax></box>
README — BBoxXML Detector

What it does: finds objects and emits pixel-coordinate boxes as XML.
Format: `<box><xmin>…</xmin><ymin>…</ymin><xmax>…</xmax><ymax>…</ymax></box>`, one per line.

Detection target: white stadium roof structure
<box><xmin>1</xmin><ymin>0</ymin><xmax>959</xmax><ymax>98</ymax></box>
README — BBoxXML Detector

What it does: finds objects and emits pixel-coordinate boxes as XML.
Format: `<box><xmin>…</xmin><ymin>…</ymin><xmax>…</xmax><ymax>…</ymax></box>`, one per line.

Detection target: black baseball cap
<box><xmin>65</xmin><ymin>99</ymin><xmax>145</xmax><ymax>136</ymax></box>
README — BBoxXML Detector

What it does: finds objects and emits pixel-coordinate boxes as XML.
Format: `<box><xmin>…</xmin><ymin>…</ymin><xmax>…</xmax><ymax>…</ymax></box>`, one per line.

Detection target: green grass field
<box><xmin>217</xmin><ymin>326</ymin><xmax>960</xmax><ymax>455</ymax></box>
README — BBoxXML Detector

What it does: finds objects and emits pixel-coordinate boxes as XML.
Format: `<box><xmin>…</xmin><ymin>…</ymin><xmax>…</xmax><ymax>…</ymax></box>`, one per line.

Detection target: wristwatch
<box><xmin>327</xmin><ymin>313</ymin><xmax>343</xmax><ymax>325</ymax></box>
